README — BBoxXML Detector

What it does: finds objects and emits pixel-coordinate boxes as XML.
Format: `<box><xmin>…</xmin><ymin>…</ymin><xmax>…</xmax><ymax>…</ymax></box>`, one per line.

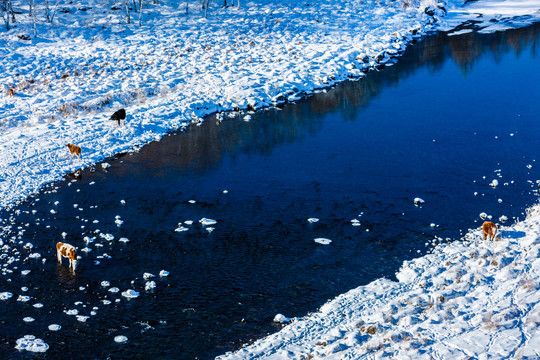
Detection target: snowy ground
<box><xmin>1</xmin><ymin>0</ymin><xmax>540</xmax><ymax>356</ymax></box>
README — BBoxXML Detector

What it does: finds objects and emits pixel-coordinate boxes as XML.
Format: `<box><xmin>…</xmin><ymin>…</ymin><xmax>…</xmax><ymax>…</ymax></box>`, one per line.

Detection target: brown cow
<box><xmin>482</xmin><ymin>221</ymin><xmax>497</xmax><ymax>241</ymax></box>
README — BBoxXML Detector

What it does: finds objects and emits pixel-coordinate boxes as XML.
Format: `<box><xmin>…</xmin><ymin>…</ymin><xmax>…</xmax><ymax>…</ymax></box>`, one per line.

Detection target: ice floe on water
<box><xmin>143</xmin><ymin>272</ymin><xmax>155</xmax><ymax>280</ymax></box>
<box><xmin>145</xmin><ymin>281</ymin><xmax>156</xmax><ymax>291</ymax></box>
<box><xmin>114</xmin><ymin>335</ymin><xmax>128</xmax><ymax>344</ymax></box>
<box><xmin>76</xmin><ymin>315</ymin><xmax>90</xmax><ymax>322</ymax></box>
<box><xmin>199</xmin><ymin>218</ymin><xmax>217</xmax><ymax>226</ymax></box>
<box><xmin>122</xmin><ymin>289</ymin><xmax>140</xmax><ymax>299</ymax></box>
<box><xmin>314</xmin><ymin>238</ymin><xmax>332</xmax><ymax>245</ymax></box>
<box><xmin>0</xmin><ymin>292</ymin><xmax>13</xmax><ymax>300</ymax></box>
<box><xmin>15</xmin><ymin>335</ymin><xmax>49</xmax><ymax>353</ymax></box>
<box><xmin>48</xmin><ymin>324</ymin><xmax>61</xmax><ymax>331</ymax></box>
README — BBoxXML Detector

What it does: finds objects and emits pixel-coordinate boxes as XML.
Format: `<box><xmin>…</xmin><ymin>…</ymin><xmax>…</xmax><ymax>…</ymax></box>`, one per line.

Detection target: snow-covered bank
<box><xmin>0</xmin><ymin>0</ymin><xmax>444</xmax><ymax>210</ymax></box>
<box><xmin>218</xmin><ymin>206</ymin><xmax>540</xmax><ymax>359</ymax></box>
<box><xmin>445</xmin><ymin>0</ymin><xmax>540</xmax><ymax>34</ymax></box>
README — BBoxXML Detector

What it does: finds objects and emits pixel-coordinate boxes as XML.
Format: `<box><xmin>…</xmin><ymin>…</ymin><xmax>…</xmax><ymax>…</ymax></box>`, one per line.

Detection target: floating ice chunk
<box><xmin>414</xmin><ymin>197</ymin><xmax>425</xmax><ymax>206</ymax></box>
<box><xmin>101</xmin><ymin>281</ymin><xmax>110</xmax><ymax>287</ymax></box>
<box><xmin>48</xmin><ymin>324</ymin><xmax>61</xmax><ymax>331</ymax></box>
<box><xmin>145</xmin><ymin>281</ymin><xmax>156</xmax><ymax>291</ymax></box>
<box><xmin>498</xmin><ymin>199</ymin><xmax>503</xmax><ymax>203</ymax></box>
<box><xmin>500</xmin><ymin>215</ymin><xmax>508</xmax><ymax>223</ymax></box>
<box><xmin>143</xmin><ymin>272</ymin><xmax>155</xmax><ymax>280</ymax></box>
<box><xmin>115</xmin><ymin>218</ymin><xmax>123</xmax><ymax>226</ymax></box>
<box><xmin>23</xmin><ymin>242</ymin><xmax>33</xmax><ymax>250</ymax></box>
<box><xmin>489</xmin><ymin>179</ymin><xmax>499</xmax><ymax>187</ymax></box>
<box><xmin>273</xmin><ymin>314</ymin><xmax>291</xmax><ymax>323</ymax></box>
<box><xmin>28</xmin><ymin>253</ymin><xmax>41</xmax><ymax>259</ymax></box>
<box><xmin>114</xmin><ymin>335</ymin><xmax>128</xmax><ymax>343</ymax></box>
<box><xmin>314</xmin><ymin>238</ymin><xmax>332</xmax><ymax>245</ymax></box>
<box><xmin>17</xmin><ymin>295</ymin><xmax>30</xmax><ymax>302</ymax></box>
<box><xmin>199</xmin><ymin>218</ymin><xmax>217</xmax><ymax>226</ymax></box>
<box><xmin>23</xmin><ymin>317</ymin><xmax>35</xmax><ymax>322</ymax></box>
<box><xmin>102</xmin><ymin>163</ymin><xmax>111</xmax><ymax>170</ymax></box>
<box><xmin>50</xmin><ymin>209</ymin><xmax>56</xmax><ymax>214</ymax></box>
<box><xmin>100</xmin><ymin>233</ymin><xmax>114</xmax><ymax>241</ymax></box>
<box><xmin>76</xmin><ymin>315</ymin><xmax>89</xmax><ymax>322</ymax></box>
<box><xmin>223</xmin><ymin>190</ymin><xmax>229</xmax><ymax>194</ymax></box>
<box><xmin>15</xmin><ymin>335</ymin><xmax>49</xmax><ymax>353</ymax></box>
<box><xmin>119</xmin><ymin>237</ymin><xmax>130</xmax><ymax>243</ymax></box>
<box><xmin>122</xmin><ymin>289</ymin><xmax>140</xmax><ymax>299</ymax></box>
<box><xmin>159</xmin><ymin>270</ymin><xmax>169</xmax><ymax>277</ymax></box>
<box><xmin>0</xmin><ymin>292</ymin><xmax>13</xmax><ymax>300</ymax></box>
<box><xmin>81</xmin><ymin>247</ymin><xmax>92</xmax><ymax>253</ymax></box>
<box><xmin>109</xmin><ymin>287</ymin><xmax>119</xmax><ymax>293</ymax></box>
<box><xmin>120</xmin><ymin>199</ymin><xmax>126</xmax><ymax>205</ymax></box>
<box><xmin>480</xmin><ymin>212</ymin><xmax>488</xmax><ymax>220</ymax></box>
<box><xmin>175</xmin><ymin>226</ymin><xmax>189</xmax><ymax>232</ymax></box>
<box><xmin>206</xmin><ymin>227</ymin><xmax>215</xmax><ymax>232</ymax></box>
<box><xmin>527</xmin><ymin>164</ymin><xmax>533</xmax><ymax>169</ymax></box>
<box><xmin>33</xmin><ymin>303</ymin><xmax>43</xmax><ymax>308</ymax></box>
<box><xmin>102</xmin><ymin>300</ymin><xmax>112</xmax><ymax>305</ymax></box>
<box><xmin>21</xmin><ymin>270</ymin><xmax>31</xmax><ymax>276</ymax></box>
<box><xmin>65</xmin><ymin>309</ymin><xmax>78</xmax><ymax>316</ymax></box>
<box><xmin>307</xmin><ymin>218</ymin><xmax>319</xmax><ymax>223</ymax></box>
<box><xmin>184</xmin><ymin>220</ymin><xmax>193</xmax><ymax>225</ymax></box>
<box><xmin>243</xmin><ymin>115</ymin><xmax>251</xmax><ymax>121</ymax></box>
<box><xmin>188</xmin><ymin>200</ymin><xmax>196</xmax><ymax>204</ymax></box>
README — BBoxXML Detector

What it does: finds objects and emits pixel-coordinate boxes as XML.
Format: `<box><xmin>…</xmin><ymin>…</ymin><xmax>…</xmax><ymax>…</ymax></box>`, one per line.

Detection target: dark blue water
<box><xmin>1</xmin><ymin>24</ymin><xmax>540</xmax><ymax>359</ymax></box>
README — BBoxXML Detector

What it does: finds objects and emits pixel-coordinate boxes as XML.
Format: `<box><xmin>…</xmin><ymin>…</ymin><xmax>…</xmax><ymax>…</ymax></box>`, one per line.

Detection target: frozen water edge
<box><xmin>217</xmin><ymin>203</ymin><xmax>540</xmax><ymax>359</ymax></box>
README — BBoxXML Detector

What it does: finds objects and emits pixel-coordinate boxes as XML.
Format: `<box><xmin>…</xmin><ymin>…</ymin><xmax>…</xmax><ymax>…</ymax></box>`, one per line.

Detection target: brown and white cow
<box><xmin>56</xmin><ymin>242</ymin><xmax>78</xmax><ymax>270</ymax></box>
<box><xmin>482</xmin><ymin>221</ymin><xmax>498</xmax><ymax>241</ymax></box>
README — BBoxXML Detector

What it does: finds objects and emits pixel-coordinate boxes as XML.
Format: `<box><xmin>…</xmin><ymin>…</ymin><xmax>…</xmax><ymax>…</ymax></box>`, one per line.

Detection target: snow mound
<box><xmin>273</xmin><ymin>314</ymin><xmax>292</xmax><ymax>324</ymax></box>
